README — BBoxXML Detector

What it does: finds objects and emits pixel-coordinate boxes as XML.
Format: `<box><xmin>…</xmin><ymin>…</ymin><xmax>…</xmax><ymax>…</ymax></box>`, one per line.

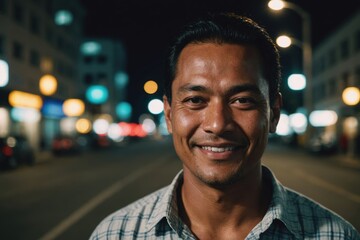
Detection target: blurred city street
<box><xmin>0</xmin><ymin>138</ymin><xmax>359</xmax><ymax>240</ymax></box>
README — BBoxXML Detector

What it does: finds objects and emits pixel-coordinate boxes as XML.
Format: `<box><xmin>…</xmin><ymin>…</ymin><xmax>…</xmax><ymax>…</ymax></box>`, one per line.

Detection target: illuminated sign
<box><xmin>41</xmin><ymin>98</ymin><xmax>65</xmax><ymax>119</ymax></box>
<box><xmin>11</xmin><ymin>107</ymin><xmax>41</xmax><ymax>123</ymax></box>
<box><xmin>8</xmin><ymin>91</ymin><xmax>43</xmax><ymax>109</ymax></box>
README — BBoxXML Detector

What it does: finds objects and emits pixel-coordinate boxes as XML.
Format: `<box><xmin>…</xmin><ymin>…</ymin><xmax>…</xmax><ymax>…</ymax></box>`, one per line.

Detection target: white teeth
<box><xmin>202</xmin><ymin>146</ymin><xmax>235</xmax><ymax>152</ymax></box>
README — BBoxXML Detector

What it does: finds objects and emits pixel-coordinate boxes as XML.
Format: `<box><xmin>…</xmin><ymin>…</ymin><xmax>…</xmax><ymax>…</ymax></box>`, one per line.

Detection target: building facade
<box><xmin>0</xmin><ymin>0</ymin><xmax>85</xmax><ymax>150</ymax></box>
<box><xmin>312</xmin><ymin>10</ymin><xmax>360</xmax><ymax>156</ymax></box>
<box><xmin>79</xmin><ymin>38</ymin><xmax>128</xmax><ymax>122</ymax></box>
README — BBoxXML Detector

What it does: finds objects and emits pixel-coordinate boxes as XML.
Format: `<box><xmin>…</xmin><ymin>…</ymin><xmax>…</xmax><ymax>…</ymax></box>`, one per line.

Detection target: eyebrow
<box><xmin>177</xmin><ymin>83</ymin><xmax>262</xmax><ymax>96</ymax></box>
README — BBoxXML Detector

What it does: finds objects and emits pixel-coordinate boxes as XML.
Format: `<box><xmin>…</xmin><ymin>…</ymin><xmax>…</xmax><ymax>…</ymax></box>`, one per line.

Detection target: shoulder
<box><xmin>263</xmin><ymin>166</ymin><xmax>359</xmax><ymax>239</ymax></box>
<box><xmin>283</xmin><ymin>187</ymin><xmax>360</xmax><ymax>239</ymax></box>
<box><xmin>89</xmin><ymin>186</ymin><xmax>168</xmax><ymax>240</ymax></box>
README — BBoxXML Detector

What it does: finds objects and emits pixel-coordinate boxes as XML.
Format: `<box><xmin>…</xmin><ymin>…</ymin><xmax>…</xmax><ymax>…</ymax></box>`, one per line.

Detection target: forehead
<box><xmin>173</xmin><ymin>43</ymin><xmax>267</xmax><ymax>92</ymax></box>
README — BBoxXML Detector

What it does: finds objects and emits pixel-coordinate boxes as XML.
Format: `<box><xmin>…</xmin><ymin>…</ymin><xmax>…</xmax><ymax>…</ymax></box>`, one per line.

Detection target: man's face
<box><xmin>164</xmin><ymin>43</ymin><xmax>281</xmax><ymax>187</ymax></box>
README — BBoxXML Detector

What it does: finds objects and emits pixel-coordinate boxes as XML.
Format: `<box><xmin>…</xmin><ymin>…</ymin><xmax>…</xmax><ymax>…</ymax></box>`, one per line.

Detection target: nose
<box><xmin>202</xmin><ymin>100</ymin><xmax>235</xmax><ymax>135</ymax></box>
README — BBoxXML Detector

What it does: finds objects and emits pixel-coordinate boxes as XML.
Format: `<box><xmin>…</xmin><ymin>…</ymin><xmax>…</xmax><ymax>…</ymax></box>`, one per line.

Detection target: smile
<box><xmin>201</xmin><ymin>146</ymin><xmax>237</xmax><ymax>152</ymax></box>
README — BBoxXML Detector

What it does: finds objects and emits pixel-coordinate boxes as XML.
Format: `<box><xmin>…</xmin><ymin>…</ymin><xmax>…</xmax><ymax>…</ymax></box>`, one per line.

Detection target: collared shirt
<box><xmin>90</xmin><ymin>166</ymin><xmax>360</xmax><ymax>239</ymax></box>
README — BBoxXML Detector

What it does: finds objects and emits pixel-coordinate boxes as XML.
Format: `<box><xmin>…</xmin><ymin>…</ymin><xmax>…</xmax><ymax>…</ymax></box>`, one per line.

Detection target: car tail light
<box><xmin>1</xmin><ymin>146</ymin><xmax>13</xmax><ymax>156</ymax></box>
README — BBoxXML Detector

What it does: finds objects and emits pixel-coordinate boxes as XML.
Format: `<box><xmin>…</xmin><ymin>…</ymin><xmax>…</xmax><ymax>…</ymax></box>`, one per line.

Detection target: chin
<box><xmin>197</xmin><ymin>169</ymin><xmax>245</xmax><ymax>189</ymax></box>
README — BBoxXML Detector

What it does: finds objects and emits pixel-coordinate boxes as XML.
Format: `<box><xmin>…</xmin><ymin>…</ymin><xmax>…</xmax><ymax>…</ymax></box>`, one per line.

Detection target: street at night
<box><xmin>0</xmin><ymin>139</ymin><xmax>359</xmax><ymax>240</ymax></box>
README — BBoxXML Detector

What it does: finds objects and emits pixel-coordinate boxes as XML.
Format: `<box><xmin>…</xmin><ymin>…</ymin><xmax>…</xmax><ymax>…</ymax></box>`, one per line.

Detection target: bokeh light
<box><xmin>142</xmin><ymin>118</ymin><xmax>156</xmax><ymax>134</ymax></box>
<box><xmin>116</xmin><ymin>102</ymin><xmax>132</xmax><ymax>121</ymax></box>
<box><xmin>289</xmin><ymin>112</ymin><xmax>307</xmax><ymax>134</ymax></box>
<box><xmin>288</xmin><ymin>74</ymin><xmax>306</xmax><ymax>91</ymax></box>
<box><xmin>39</xmin><ymin>74</ymin><xmax>57</xmax><ymax>96</ymax></box>
<box><xmin>268</xmin><ymin>0</ymin><xmax>285</xmax><ymax>10</ymax></box>
<box><xmin>148</xmin><ymin>99</ymin><xmax>163</xmax><ymax>114</ymax></box>
<box><xmin>86</xmin><ymin>85</ymin><xmax>109</xmax><ymax>104</ymax></box>
<box><xmin>9</xmin><ymin>91</ymin><xmax>43</xmax><ymax>109</ymax></box>
<box><xmin>309</xmin><ymin>110</ymin><xmax>338</xmax><ymax>127</ymax></box>
<box><xmin>93</xmin><ymin>119</ymin><xmax>110</xmax><ymax>135</ymax></box>
<box><xmin>342</xmin><ymin>87</ymin><xmax>360</xmax><ymax>106</ymax></box>
<box><xmin>75</xmin><ymin>118</ymin><xmax>92</xmax><ymax>134</ymax></box>
<box><xmin>0</xmin><ymin>59</ymin><xmax>9</xmax><ymax>87</ymax></box>
<box><xmin>115</xmin><ymin>72</ymin><xmax>129</xmax><ymax>88</ymax></box>
<box><xmin>11</xmin><ymin>107</ymin><xmax>41</xmax><ymax>123</ymax></box>
<box><xmin>63</xmin><ymin>99</ymin><xmax>85</xmax><ymax>117</ymax></box>
<box><xmin>107</xmin><ymin>123</ymin><xmax>124</xmax><ymax>142</ymax></box>
<box><xmin>276</xmin><ymin>113</ymin><xmax>292</xmax><ymax>136</ymax></box>
<box><xmin>0</xmin><ymin>108</ymin><xmax>10</xmax><ymax>136</ymax></box>
<box><xmin>54</xmin><ymin>10</ymin><xmax>73</xmax><ymax>26</ymax></box>
<box><xmin>81</xmin><ymin>41</ymin><xmax>102</xmax><ymax>55</ymax></box>
<box><xmin>276</xmin><ymin>35</ymin><xmax>292</xmax><ymax>48</ymax></box>
<box><xmin>144</xmin><ymin>80</ymin><xmax>158</xmax><ymax>94</ymax></box>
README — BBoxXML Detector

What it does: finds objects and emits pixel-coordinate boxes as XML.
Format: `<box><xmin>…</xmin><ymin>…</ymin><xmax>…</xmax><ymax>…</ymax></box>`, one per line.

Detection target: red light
<box><xmin>2</xmin><ymin>146</ymin><xmax>13</xmax><ymax>156</ymax></box>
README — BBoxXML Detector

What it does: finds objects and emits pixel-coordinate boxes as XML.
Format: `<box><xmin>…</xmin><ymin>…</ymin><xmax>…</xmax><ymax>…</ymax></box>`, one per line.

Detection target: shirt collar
<box><xmin>145</xmin><ymin>167</ymin><xmax>303</xmax><ymax>238</ymax></box>
<box><xmin>261</xmin><ymin>166</ymin><xmax>303</xmax><ymax>238</ymax></box>
<box><xmin>145</xmin><ymin>171</ymin><xmax>184</xmax><ymax>233</ymax></box>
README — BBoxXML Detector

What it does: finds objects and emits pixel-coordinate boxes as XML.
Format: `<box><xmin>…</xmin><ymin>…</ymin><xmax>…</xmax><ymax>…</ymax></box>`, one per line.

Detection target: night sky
<box><xmin>79</xmin><ymin>0</ymin><xmax>359</xmax><ymax>120</ymax></box>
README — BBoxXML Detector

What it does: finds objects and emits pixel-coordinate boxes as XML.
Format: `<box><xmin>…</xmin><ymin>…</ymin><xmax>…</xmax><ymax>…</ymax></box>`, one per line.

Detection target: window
<box><xmin>328</xmin><ymin>48</ymin><xmax>337</xmax><ymax>67</ymax></box>
<box><xmin>84</xmin><ymin>74</ymin><xmax>93</xmax><ymax>84</ymax></box>
<box><xmin>355</xmin><ymin>66</ymin><xmax>360</xmax><ymax>86</ymax></box>
<box><xmin>29</xmin><ymin>49</ymin><xmax>40</xmax><ymax>67</ymax></box>
<box><xmin>0</xmin><ymin>35</ymin><xmax>4</xmax><ymax>55</ymax></box>
<box><xmin>355</xmin><ymin>30</ymin><xmax>360</xmax><ymax>53</ymax></box>
<box><xmin>0</xmin><ymin>0</ymin><xmax>7</xmax><ymax>14</ymax></box>
<box><xmin>30</xmin><ymin>14</ymin><xmax>40</xmax><ymax>35</ymax></box>
<box><xmin>83</xmin><ymin>56</ymin><xmax>93</xmax><ymax>64</ymax></box>
<box><xmin>342</xmin><ymin>72</ymin><xmax>350</xmax><ymax>90</ymax></box>
<box><xmin>57</xmin><ymin>36</ymin><xmax>64</xmax><ymax>50</ymax></box>
<box><xmin>12</xmin><ymin>41</ymin><xmax>23</xmax><ymax>60</ymax></box>
<box><xmin>340</xmin><ymin>40</ymin><xmax>349</xmax><ymax>60</ymax></box>
<box><xmin>328</xmin><ymin>78</ymin><xmax>336</xmax><ymax>96</ymax></box>
<box><xmin>97</xmin><ymin>55</ymin><xmax>107</xmax><ymax>64</ymax></box>
<box><xmin>12</xmin><ymin>2</ymin><xmax>24</xmax><ymax>24</ymax></box>
<box><xmin>97</xmin><ymin>73</ymin><xmax>107</xmax><ymax>81</ymax></box>
<box><xmin>45</xmin><ymin>27</ymin><xmax>53</xmax><ymax>44</ymax></box>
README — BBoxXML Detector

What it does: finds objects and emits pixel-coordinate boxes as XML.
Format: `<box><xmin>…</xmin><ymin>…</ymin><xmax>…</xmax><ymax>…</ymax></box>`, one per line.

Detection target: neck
<box><xmin>178</xmin><ymin>167</ymin><xmax>271</xmax><ymax>239</ymax></box>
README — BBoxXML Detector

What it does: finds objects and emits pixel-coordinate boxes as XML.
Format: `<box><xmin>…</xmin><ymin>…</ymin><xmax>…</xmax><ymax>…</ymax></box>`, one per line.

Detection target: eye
<box><xmin>182</xmin><ymin>96</ymin><xmax>207</xmax><ymax>109</ymax></box>
<box><xmin>234</xmin><ymin>97</ymin><xmax>254</xmax><ymax>104</ymax></box>
<box><xmin>185</xmin><ymin>97</ymin><xmax>204</xmax><ymax>104</ymax></box>
<box><xmin>231</xmin><ymin>97</ymin><xmax>257</xmax><ymax>109</ymax></box>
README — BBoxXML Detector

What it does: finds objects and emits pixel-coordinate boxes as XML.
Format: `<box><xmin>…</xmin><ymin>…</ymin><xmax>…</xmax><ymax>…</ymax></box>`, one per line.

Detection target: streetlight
<box><xmin>268</xmin><ymin>0</ymin><xmax>312</xmax><ymax>112</ymax></box>
<box><xmin>342</xmin><ymin>87</ymin><xmax>360</xmax><ymax>106</ymax></box>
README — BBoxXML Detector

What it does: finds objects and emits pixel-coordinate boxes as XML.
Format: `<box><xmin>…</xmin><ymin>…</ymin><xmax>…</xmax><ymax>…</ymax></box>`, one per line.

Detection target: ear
<box><xmin>163</xmin><ymin>95</ymin><xmax>173</xmax><ymax>134</ymax></box>
<box><xmin>269</xmin><ymin>93</ymin><xmax>282</xmax><ymax>133</ymax></box>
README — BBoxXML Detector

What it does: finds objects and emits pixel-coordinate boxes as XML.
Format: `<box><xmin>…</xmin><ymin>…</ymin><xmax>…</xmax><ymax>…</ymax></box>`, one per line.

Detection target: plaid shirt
<box><xmin>90</xmin><ymin>166</ymin><xmax>360</xmax><ymax>239</ymax></box>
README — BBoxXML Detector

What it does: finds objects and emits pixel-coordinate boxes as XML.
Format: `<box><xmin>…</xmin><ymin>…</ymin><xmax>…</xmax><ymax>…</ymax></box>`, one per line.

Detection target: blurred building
<box><xmin>79</xmin><ymin>38</ymin><xmax>128</xmax><ymax>121</ymax></box>
<box><xmin>312</xmin><ymin>10</ymin><xmax>360</xmax><ymax>156</ymax></box>
<box><xmin>0</xmin><ymin>0</ymin><xmax>85</xmax><ymax>150</ymax></box>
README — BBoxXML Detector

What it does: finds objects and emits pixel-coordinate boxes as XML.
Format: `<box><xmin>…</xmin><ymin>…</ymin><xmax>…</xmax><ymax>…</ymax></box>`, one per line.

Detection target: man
<box><xmin>90</xmin><ymin>13</ymin><xmax>360</xmax><ymax>239</ymax></box>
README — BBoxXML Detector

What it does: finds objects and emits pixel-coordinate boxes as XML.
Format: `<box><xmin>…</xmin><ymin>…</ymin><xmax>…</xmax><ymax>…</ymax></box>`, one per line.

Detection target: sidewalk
<box><xmin>35</xmin><ymin>150</ymin><xmax>53</xmax><ymax>164</ymax></box>
<box><xmin>330</xmin><ymin>153</ymin><xmax>360</xmax><ymax>171</ymax></box>
<box><xmin>267</xmin><ymin>142</ymin><xmax>360</xmax><ymax>171</ymax></box>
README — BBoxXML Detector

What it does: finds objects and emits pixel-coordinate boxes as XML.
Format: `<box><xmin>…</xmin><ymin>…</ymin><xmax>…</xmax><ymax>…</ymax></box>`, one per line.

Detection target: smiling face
<box><xmin>164</xmin><ymin>43</ymin><xmax>281</xmax><ymax>188</ymax></box>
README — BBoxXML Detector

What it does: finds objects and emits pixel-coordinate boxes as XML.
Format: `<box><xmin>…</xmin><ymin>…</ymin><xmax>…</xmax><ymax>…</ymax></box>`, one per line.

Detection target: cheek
<box><xmin>240</xmin><ymin>111</ymin><xmax>269</xmax><ymax>140</ymax></box>
<box><xmin>172</xmin><ymin>110</ymin><xmax>199</xmax><ymax>137</ymax></box>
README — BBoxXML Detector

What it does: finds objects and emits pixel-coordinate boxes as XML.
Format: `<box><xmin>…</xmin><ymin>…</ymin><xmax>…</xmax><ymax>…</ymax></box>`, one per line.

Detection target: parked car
<box><xmin>51</xmin><ymin>135</ymin><xmax>80</xmax><ymax>155</ymax></box>
<box><xmin>307</xmin><ymin>134</ymin><xmax>337</xmax><ymax>155</ymax></box>
<box><xmin>0</xmin><ymin>135</ymin><xmax>35</xmax><ymax>169</ymax></box>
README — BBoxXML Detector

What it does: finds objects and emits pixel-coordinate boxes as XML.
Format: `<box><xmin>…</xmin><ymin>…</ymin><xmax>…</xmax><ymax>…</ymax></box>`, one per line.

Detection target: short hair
<box><xmin>165</xmin><ymin>12</ymin><xmax>281</xmax><ymax>106</ymax></box>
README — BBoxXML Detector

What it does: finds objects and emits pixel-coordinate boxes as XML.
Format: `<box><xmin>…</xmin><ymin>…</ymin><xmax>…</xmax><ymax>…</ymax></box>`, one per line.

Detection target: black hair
<box><xmin>165</xmin><ymin>12</ymin><xmax>281</xmax><ymax>106</ymax></box>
